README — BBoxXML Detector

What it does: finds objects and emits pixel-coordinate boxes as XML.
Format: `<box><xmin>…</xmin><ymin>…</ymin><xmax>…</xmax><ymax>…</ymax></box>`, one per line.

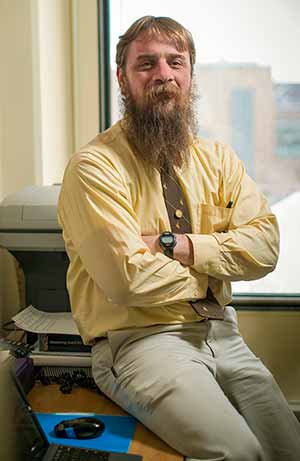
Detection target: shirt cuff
<box><xmin>186</xmin><ymin>233</ymin><xmax>220</xmax><ymax>273</ymax></box>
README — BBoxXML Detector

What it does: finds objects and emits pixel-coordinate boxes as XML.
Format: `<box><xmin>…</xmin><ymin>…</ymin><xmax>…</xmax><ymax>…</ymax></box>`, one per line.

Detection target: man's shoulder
<box><xmin>192</xmin><ymin>136</ymin><xmax>238</xmax><ymax>163</ymax></box>
<box><xmin>89</xmin><ymin>121</ymin><xmax>124</xmax><ymax>148</ymax></box>
<box><xmin>84</xmin><ymin>121</ymin><xmax>126</xmax><ymax>157</ymax></box>
<box><xmin>193</xmin><ymin>135</ymin><xmax>215</xmax><ymax>151</ymax></box>
<box><xmin>193</xmin><ymin>135</ymin><xmax>222</xmax><ymax>152</ymax></box>
<box><xmin>68</xmin><ymin>121</ymin><xmax>130</xmax><ymax>169</ymax></box>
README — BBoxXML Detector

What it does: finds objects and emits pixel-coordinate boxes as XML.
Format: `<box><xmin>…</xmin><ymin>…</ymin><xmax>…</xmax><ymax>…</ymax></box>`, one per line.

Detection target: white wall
<box><xmin>72</xmin><ymin>0</ymin><xmax>100</xmax><ymax>151</ymax></box>
<box><xmin>0</xmin><ymin>0</ymin><xmax>99</xmax><ymax>201</ymax></box>
<box><xmin>33</xmin><ymin>0</ymin><xmax>74</xmax><ymax>186</ymax></box>
<box><xmin>0</xmin><ymin>0</ymin><xmax>37</xmax><ymax>199</ymax></box>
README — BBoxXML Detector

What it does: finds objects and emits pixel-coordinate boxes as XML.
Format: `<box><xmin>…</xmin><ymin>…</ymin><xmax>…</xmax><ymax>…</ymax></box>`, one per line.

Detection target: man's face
<box><xmin>117</xmin><ymin>32</ymin><xmax>197</xmax><ymax>173</ymax></box>
<box><xmin>117</xmin><ymin>33</ymin><xmax>192</xmax><ymax>107</ymax></box>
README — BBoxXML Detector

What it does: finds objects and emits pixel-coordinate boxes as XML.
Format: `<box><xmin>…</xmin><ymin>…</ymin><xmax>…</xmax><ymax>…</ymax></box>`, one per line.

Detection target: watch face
<box><xmin>160</xmin><ymin>232</ymin><xmax>176</xmax><ymax>249</ymax></box>
<box><xmin>162</xmin><ymin>235</ymin><xmax>174</xmax><ymax>244</ymax></box>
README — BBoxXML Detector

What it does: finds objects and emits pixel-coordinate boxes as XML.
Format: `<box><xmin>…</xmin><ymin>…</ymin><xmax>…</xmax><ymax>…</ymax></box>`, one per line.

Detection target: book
<box><xmin>38</xmin><ymin>333</ymin><xmax>91</xmax><ymax>353</ymax></box>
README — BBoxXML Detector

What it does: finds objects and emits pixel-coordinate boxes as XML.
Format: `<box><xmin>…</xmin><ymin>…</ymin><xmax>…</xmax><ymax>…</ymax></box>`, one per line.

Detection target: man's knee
<box><xmin>224</xmin><ymin>436</ymin><xmax>264</xmax><ymax>461</ymax></box>
<box><xmin>178</xmin><ymin>424</ymin><xmax>264</xmax><ymax>461</ymax></box>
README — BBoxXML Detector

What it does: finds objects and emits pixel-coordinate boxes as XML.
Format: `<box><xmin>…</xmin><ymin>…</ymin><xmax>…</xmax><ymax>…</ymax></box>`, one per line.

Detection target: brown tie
<box><xmin>161</xmin><ymin>168</ymin><xmax>224</xmax><ymax>320</ymax></box>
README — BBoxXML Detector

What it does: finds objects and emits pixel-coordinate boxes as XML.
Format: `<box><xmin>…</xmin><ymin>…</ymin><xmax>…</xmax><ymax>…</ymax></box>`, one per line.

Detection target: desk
<box><xmin>28</xmin><ymin>383</ymin><xmax>184</xmax><ymax>461</ymax></box>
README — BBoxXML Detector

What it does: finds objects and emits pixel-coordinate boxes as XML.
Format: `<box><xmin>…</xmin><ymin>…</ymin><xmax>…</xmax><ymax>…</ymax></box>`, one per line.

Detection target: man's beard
<box><xmin>120</xmin><ymin>80</ymin><xmax>198</xmax><ymax>173</ymax></box>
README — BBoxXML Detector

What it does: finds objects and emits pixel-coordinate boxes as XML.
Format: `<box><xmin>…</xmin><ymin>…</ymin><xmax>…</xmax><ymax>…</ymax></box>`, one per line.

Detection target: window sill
<box><xmin>232</xmin><ymin>294</ymin><xmax>300</xmax><ymax>310</ymax></box>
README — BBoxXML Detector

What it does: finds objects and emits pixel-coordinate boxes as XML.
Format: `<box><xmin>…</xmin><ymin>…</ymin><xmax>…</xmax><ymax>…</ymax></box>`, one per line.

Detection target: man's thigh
<box><xmin>92</xmin><ymin>323</ymin><xmax>262</xmax><ymax>460</ymax></box>
<box><xmin>212</xmin><ymin>306</ymin><xmax>300</xmax><ymax>461</ymax></box>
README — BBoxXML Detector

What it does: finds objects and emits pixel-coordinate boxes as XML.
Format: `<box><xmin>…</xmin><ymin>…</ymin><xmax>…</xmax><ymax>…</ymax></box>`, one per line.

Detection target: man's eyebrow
<box><xmin>168</xmin><ymin>53</ymin><xmax>187</xmax><ymax>60</ymax></box>
<box><xmin>135</xmin><ymin>53</ymin><xmax>188</xmax><ymax>62</ymax></box>
<box><xmin>136</xmin><ymin>54</ymin><xmax>156</xmax><ymax>61</ymax></box>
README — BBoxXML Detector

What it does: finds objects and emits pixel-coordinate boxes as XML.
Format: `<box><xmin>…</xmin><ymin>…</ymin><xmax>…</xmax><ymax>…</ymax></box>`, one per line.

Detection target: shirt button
<box><xmin>175</xmin><ymin>209</ymin><xmax>183</xmax><ymax>219</ymax></box>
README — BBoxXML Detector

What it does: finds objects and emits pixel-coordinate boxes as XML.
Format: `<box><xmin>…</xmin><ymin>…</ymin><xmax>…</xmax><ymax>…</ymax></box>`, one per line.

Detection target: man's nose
<box><xmin>152</xmin><ymin>60</ymin><xmax>174</xmax><ymax>84</ymax></box>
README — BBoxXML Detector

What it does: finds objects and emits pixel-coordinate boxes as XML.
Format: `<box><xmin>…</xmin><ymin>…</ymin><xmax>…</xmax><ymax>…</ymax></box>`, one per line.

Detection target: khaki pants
<box><xmin>92</xmin><ymin>306</ymin><xmax>300</xmax><ymax>460</ymax></box>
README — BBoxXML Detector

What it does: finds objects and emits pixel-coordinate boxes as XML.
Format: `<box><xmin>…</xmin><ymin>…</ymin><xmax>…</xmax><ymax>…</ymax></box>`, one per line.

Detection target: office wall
<box><xmin>72</xmin><ymin>0</ymin><xmax>100</xmax><ymax>150</ymax></box>
<box><xmin>0</xmin><ymin>0</ymin><xmax>37</xmax><ymax>199</ymax></box>
<box><xmin>33</xmin><ymin>0</ymin><xmax>74</xmax><ymax>186</ymax></box>
<box><xmin>0</xmin><ymin>0</ymin><xmax>99</xmax><ymax>201</ymax></box>
<box><xmin>238</xmin><ymin>311</ymin><xmax>300</xmax><ymax>403</ymax></box>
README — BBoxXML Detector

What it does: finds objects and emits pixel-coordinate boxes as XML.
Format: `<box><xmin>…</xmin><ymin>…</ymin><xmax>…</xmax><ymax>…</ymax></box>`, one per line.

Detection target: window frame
<box><xmin>97</xmin><ymin>0</ymin><xmax>112</xmax><ymax>131</ymax></box>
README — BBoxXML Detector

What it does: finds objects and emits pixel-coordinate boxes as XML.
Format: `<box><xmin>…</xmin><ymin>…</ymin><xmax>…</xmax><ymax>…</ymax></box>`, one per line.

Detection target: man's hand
<box><xmin>142</xmin><ymin>234</ymin><xmax>194</xmax><ymax>266</ymax></box>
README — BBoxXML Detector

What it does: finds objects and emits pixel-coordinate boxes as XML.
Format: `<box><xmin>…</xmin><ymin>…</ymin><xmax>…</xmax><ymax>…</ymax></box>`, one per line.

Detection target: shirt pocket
<box><xmin>197</xmin><ymin>203</ymin><xmax>232</xmax><ymax>234</ymax></box>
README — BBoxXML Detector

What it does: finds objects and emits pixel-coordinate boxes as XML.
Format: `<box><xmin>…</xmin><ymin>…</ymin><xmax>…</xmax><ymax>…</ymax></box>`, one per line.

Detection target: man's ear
<box><xmin>117</xmin><ymin>67</ymin><xmax>126</xmax><ymax>95</ymax></box>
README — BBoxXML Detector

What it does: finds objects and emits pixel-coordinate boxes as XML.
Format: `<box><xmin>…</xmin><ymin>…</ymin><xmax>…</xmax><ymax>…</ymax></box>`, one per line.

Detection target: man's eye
<box><xmin>139</xmin><ymin>62</ymin><xmax>152</xmax><ymax>69</ymax></box>
<box><xmin>171</xmin><ymin>60</ymin><xmax>182</xmax><ymax>67</ymax></box>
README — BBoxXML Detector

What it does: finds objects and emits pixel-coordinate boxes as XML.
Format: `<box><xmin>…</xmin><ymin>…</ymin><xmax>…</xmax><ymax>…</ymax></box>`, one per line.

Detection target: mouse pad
<box><xmin>35</xmin><ymin>412</ymin><xmax>137</xmax><ymax>452</ymax></box>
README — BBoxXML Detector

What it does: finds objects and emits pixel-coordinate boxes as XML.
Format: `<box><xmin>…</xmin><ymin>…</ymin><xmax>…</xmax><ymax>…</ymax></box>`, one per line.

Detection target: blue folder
<box><xmin>35</xmin><ymin>412</ymin><xmax>137</xmax><ymax>453</ymax></box>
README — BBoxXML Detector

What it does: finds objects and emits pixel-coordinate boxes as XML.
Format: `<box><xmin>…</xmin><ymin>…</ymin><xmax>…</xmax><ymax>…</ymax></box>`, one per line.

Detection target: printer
<box><xmin>0</xmin><ymin>185</ymin><xmax>70</xmax><ymax>314</ymax></box>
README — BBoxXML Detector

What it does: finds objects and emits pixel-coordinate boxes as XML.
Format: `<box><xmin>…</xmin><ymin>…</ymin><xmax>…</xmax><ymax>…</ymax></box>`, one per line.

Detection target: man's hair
<box><xmin>116</xmin><ymin>16</ymin><xmax>196</xmax><ymax>74</ymax></box>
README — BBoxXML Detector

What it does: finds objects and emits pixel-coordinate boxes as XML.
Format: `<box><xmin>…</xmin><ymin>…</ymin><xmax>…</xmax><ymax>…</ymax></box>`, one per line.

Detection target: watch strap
<box><xmin>164</xmin><ymin>247</ymin><xmax>174</xmax><ymax>258</ymax></box>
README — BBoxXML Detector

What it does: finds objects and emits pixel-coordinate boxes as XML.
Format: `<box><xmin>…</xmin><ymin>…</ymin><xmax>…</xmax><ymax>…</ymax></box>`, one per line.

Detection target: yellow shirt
<box><xmin>58</xmin><ymin>121</ymin><xmax>279</xmax><ymax>344</ymax></box>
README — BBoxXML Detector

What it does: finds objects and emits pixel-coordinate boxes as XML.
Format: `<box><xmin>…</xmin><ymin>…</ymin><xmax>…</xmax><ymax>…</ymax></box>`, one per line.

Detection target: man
<box><xmin>58</xmin><ymin>16</ymin><xmax>300</xmax><ymax>461</ymax></box>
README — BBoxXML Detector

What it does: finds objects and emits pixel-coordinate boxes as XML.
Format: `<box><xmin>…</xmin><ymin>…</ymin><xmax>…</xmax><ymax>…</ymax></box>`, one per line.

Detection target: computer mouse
<box><xmin>54</xmin><ymin>416</ymin><xmax>105</xmax><ymax>439</ymax></box>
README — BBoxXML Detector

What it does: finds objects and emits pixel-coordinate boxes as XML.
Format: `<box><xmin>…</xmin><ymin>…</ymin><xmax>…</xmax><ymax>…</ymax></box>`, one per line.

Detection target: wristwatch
<box><xmin>159</xmin><ymin>231</ymin><xmax>177</xmax><ymax>258</ymax></box>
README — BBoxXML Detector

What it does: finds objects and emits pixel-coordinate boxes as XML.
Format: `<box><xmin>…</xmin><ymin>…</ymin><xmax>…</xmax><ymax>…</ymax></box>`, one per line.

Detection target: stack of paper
<box><xmin>12</xmin><ymin>306</ymin><xmax>91</xmax><ymax>368</ymax></box>
<box><xmin>12</xmin><ymin>305</ymin><xmax>79</xmax><ymax>335</ymax></box>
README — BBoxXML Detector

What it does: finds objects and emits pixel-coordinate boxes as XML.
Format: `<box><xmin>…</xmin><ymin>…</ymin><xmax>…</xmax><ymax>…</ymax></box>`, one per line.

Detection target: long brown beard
<box><xmin>121</xmin><ymin>81</ymin><xmax>198</xmax><ymax>173</ymax></box>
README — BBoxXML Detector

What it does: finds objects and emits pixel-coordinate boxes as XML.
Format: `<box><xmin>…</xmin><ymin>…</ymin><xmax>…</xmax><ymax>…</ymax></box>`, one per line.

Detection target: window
<box><xmin>107</xmin><ymin>0</ymin><xmax>300</xmax><ymax>299</ymax></box>
<box><xmin>277</xmin><ymin>119</ymin><xmax>300</xmax><ymax>158</ymax></box>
